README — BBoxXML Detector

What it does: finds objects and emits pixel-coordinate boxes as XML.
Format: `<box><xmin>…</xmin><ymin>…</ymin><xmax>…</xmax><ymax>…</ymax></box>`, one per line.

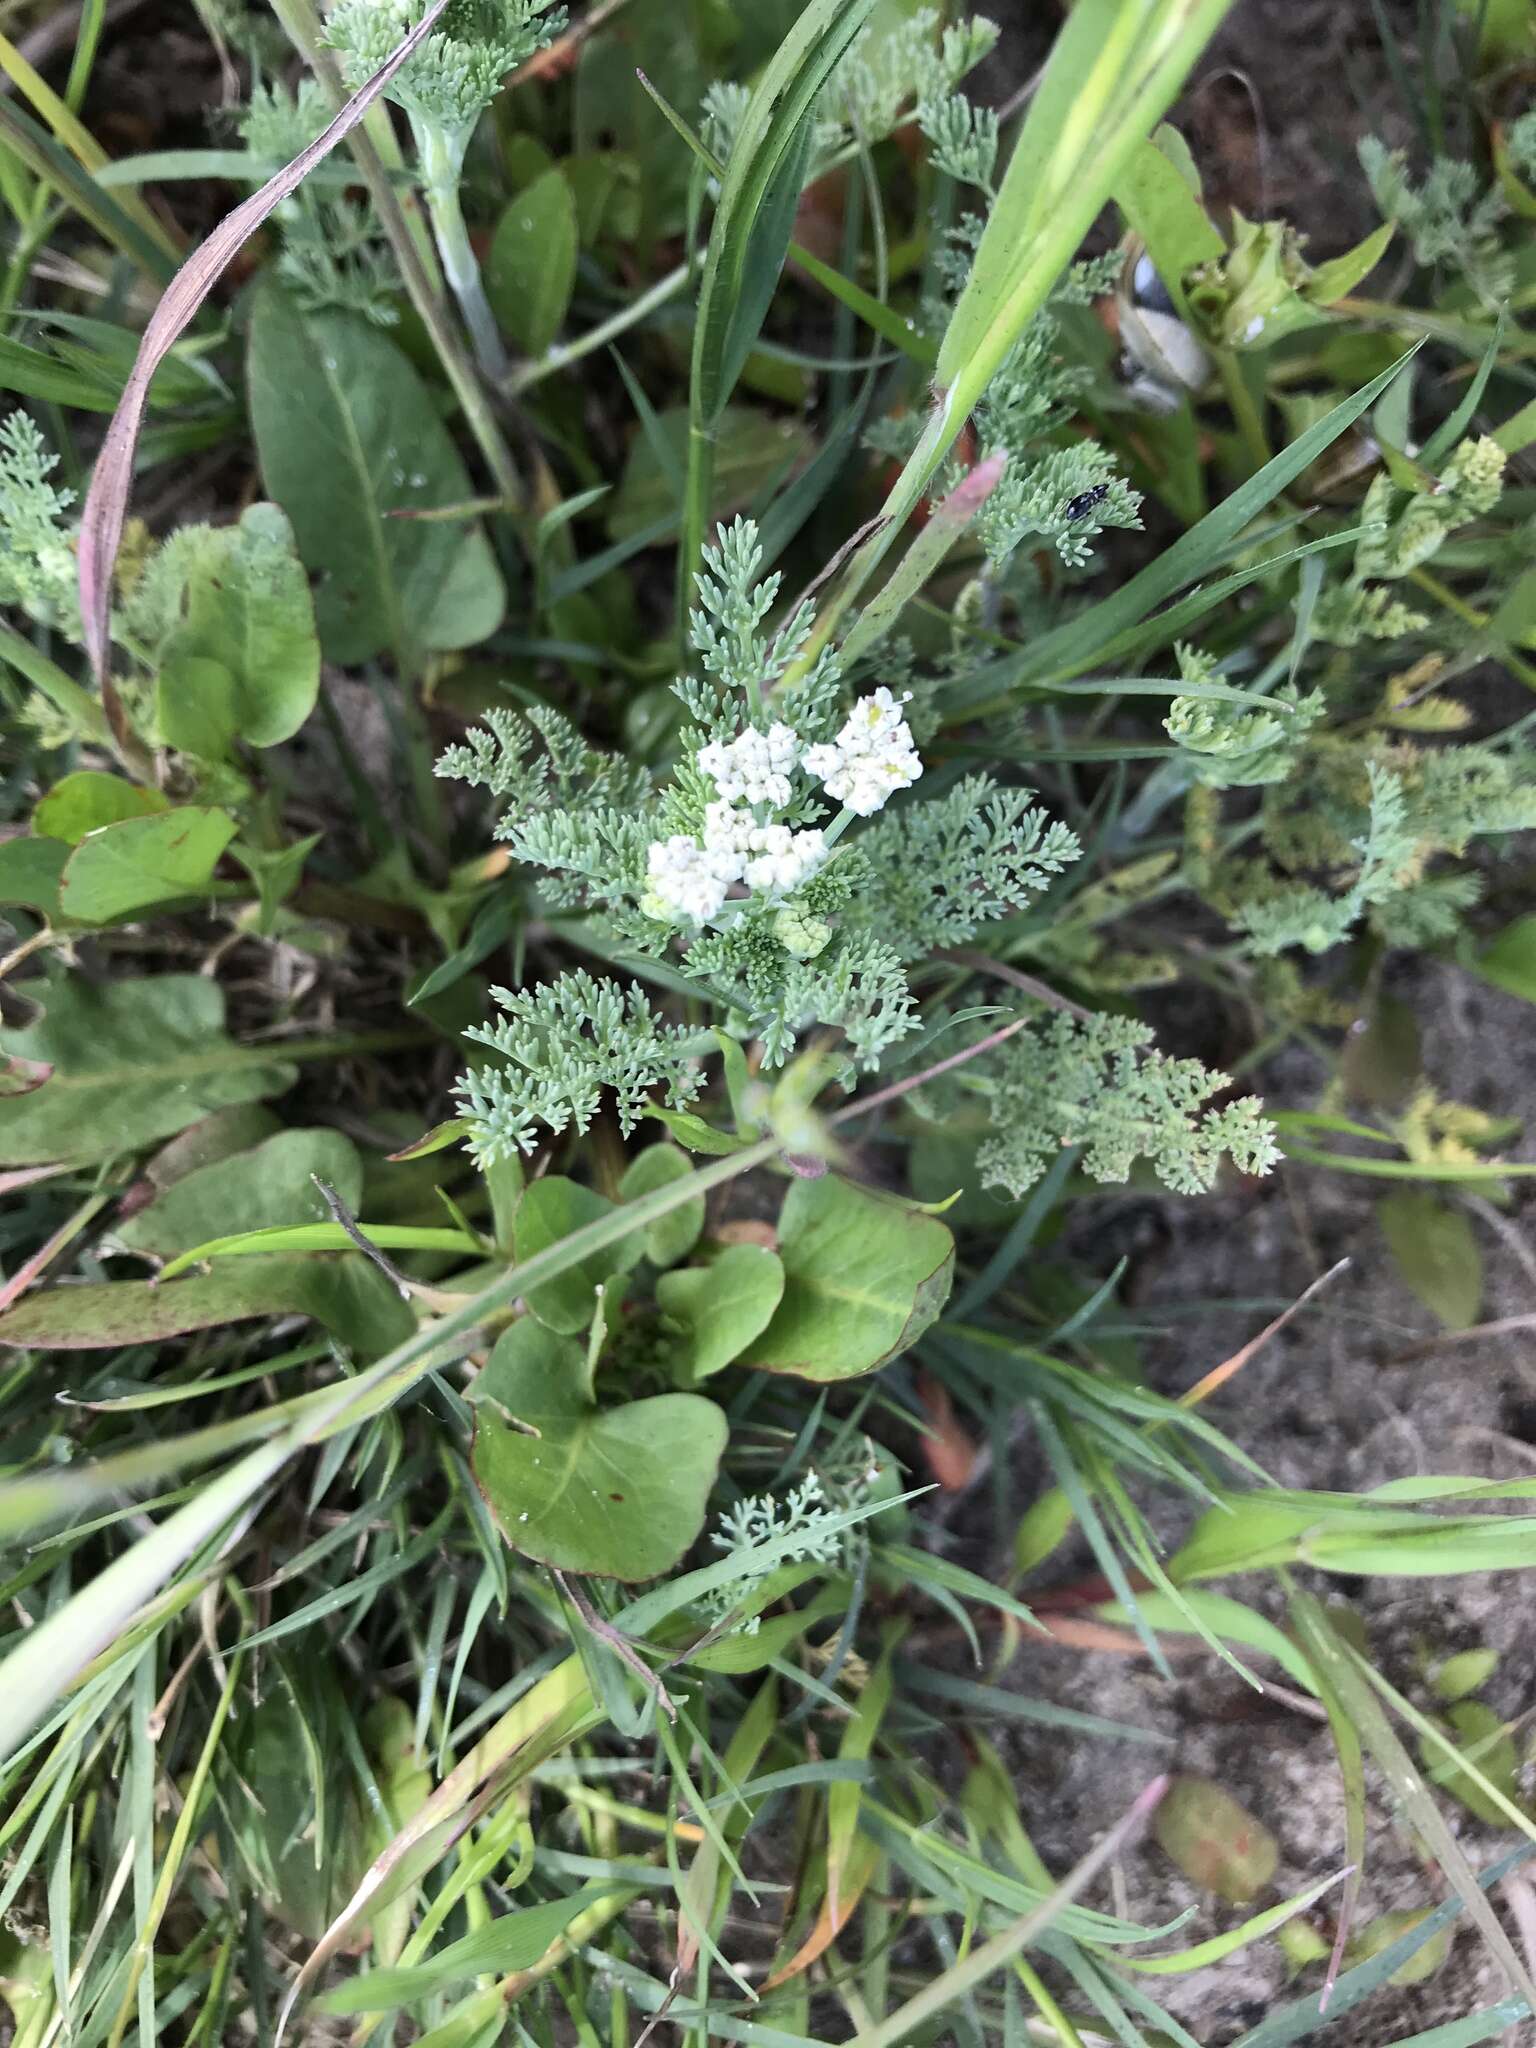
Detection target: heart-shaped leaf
<box><xmin>471</xmin><ymin>1319</ymin><xmax>725</xmax><ymax>1580</ymax></box>
<box><xmin>739</xmin><ymin>1175</ymin><xmax>954</xmax><ymax>1383</ymax></box>
<box><xmin>657</xmin><ymin>1243</ymin><xmax>785</xmax><ymax>1382</ymax></box>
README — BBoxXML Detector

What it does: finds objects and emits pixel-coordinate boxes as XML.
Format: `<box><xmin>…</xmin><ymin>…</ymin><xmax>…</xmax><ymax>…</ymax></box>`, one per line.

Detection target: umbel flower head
<box><xmin>437</xmin><ymin>516</ymin><xmax>1083</xmax><ymax>1160</ymax></box>
<box><xmin>642</xmin><ymin>688</ymin><xmax>924</xmax><ymax>930</ymax></box>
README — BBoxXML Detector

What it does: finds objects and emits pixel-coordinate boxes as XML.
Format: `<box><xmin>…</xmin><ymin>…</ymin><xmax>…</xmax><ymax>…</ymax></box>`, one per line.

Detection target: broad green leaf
<box><xmin>316</xmin><ymin>1888</ymin><xmax>625</xmax><ymax>2014</ymax></box>
<box><xmin>0</xmin><ymin>975</ymin><xmax>295</xmax><ymax>1167</ymax></box>
<box><xmin>618</xmin><ymin>1143</ymin><xmax>704</xmax><ymax>1267</ymax></box>
<box><xmin>146</xmin><ymin>1103</ymin><xmax>284</xmax><ymax>1189</ymax></box>
<box><xmin>1378</xmin><ymin>1190</ymin><xmax>1482</xmax><ymax>1331</ymax></box>
<box><xmin>0</xmin><ymin>1254</ymin><xmax>413</xmax><ymax>1360</ymax></box>
<box><xmin>1113</xmin><ymin>135</ymin><xmax>1225</xmax><ymax>322</ymax></box>
<box><xmin>156</xmin><ymin>502</ymin><xmax>320</xmax><ymax>753</ymax></box>
<box><xmin>0</xmin><ymin>836</ymin><xmax>68</xmax><ymax>913</ymax></box>
<box><xmin>1306</xmin><ymin>223</ymin><xmax>1394</xmax><ymax>304</ymax></box>
<box><xmin>607</xmin><ymin>403</ymin><xmax>811</xmax><ymax>541</ymax></box>
<box><xmin>470</xmin><ymin>1320</ymin><xmax>726</xmax><ymax>1579</ymax></box>
<box><xmin>691</xmin><ymin>0</ymin><xmax>880</xmax><ymax>424</ymax></box>
<box><xmin>513</xmin><ymin>1177</ymin><xmax>641</xmax><ymax>1334</ymax></box>
<box><xmin>58</xmin><ymin>806</ymin><xmax>236</xmax><ymax>923</ymax></box>
<box><xmin>657</xmin><ymin>1243</ymin><xmax>785</xmax><ymax>1382</ymax></box>
<box><xmin>487</xmin><ymin>169</ymin><xmax>578</xmax><ymax>355</ymax></box>
<box><xmin>1475</xmin><ymin>915</ymin><xmax>1536</xmax><ymax>1002</ymax></box>
<box><xmin>1152</xmin><ymin>1775</ymin><xmax>1278</xmax><ymax>1903</ymax></box>
<box><xmin>739</xmin><ymin>1175</ymin><xmax>954</xmax><ymax>1383</ymax></box>
<box><xmin>114</xmin><ymin>1127</ymin><xmax>364</xmax><ymax>1260</ymax></box>
<box><xmin>33</xmin><ymin>769</ymin><xmax>169</xmax><ymax>843</ymax></box>
<box><xmin>247</xmin><ymin>285</ymin><xmax>504</xmax><ymax>665</ymax></box>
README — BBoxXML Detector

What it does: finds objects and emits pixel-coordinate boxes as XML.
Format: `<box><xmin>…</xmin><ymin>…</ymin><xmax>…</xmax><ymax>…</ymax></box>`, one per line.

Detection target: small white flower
<box><xmin>646</xmin><ymin>834</ymin><xmax>731</xmax><ymax>922</ymax></box>
<box><xmin>804</xmin><ymin>689</ymin><xmax>922</xmax><ymax>817</ymax></box>
<box><xmin>697</xmin><ymin>721</ymin><xmax>802</xmax><ymax>807</ymax></box>
<box><xmin>744</xmin><ymin>824</ymin><xmax>826</xmax><ymax>893</ymax></box>
<box><xmin>701</xmin><ymin>800</ymin><xmax>756</xmax><ymax>878</ymax></box>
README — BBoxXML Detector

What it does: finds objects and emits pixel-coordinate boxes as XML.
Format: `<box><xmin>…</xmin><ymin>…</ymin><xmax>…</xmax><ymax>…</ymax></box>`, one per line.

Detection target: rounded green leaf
<box><xmin>155</xmin><ymin>653</ymin><xmax>239</xmax><ymax>761</ymax></box>
<box><xmin>487</xmin><ymin>169</ymin><xmax>578</xmax><ymax>356</ymax></box>
<box><xmin>471</xmin><ymin>1319</ymin><xmax>727</xmax><ymax>1580</ymax></box>
<box><xmin>0</xmin><ymin>837</ymin><xmax>68</xmax><ymax>913</ymax></box>
<box><xmin>619</xmin><ymin>1143</ymin><xmax>704</xmax><ymax>1267</ymax></box>
<box><xmin>738</xmin><ymin>1175</ymin><xmax>955</xmax><ymax>1383</ymax></box>
<box><xmin>58</xmin><ymin>806</ymin><xmax>237</xmax><ymax>924</ymax></box>
<box><xmin>1378</xmin><ymin>1189</ymin><xmax>1482</xmax><ymax>1331</ymax></box>
<box><xmin>0</xmin><ymin>975</ymin><xmax>296</xmax><ymax>1168</ymax></box>
<box><xmin>656</xmin><ymin>1243</ymin><xmax>785</xmax><ymax>1382</ymax></box>
<box><xmin>33</xmin><ymin>769</ymin><xmax>169</xmax><ymax>844</ymax></box>
<box><xmin>1152</xmin><ymin>1775</ymin><xmax>1278</xmax><ymax>1904</ymax></box>
<box><xmin>156</xmin><ymin>502</ymin><xmax>321</xmax><ymax>753</ymax></box>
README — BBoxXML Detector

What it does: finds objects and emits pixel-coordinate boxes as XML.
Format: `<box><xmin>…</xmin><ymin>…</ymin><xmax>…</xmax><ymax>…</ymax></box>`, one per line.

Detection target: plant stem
<box><xmin>269</xmin><ymin>0</ymin><xmax>522</xmax><ymax>511</ymax></box>
<box><xmin>507</xmin><ymin>255</ymin><xmax>700</xmax><ymax>394</ymax></box>
<box><xmin>416</xmin><ymin>115</ymin><xmax>511</xmax><ymax>385</ymax></box>
<box><xmin>784</xmin><ymin>0</ymin><xmax>1237</xmax><ymax>681</ymax></box>
<box><xmin>1215</xmin><ymin>345</ymin><xmax>1272</xmax><ymax>473</ymax></box>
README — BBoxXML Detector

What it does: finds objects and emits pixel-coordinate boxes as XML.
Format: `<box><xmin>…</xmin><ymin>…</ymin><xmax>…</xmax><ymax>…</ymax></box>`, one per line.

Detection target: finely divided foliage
<box><xmin>4</xmin><ymin>0</ymin><xmax>1536</xmax><ymax>2042</ymax></box>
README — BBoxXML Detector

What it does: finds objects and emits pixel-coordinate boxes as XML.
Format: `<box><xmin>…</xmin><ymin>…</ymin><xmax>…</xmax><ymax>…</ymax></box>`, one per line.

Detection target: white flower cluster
<box><xmin>645</xmin><ymin>693</ymin><xmax>922</xmax><ymax>926</ymax></box>
<box><xmin>696</xmin><ymin>722</ymin><xmax>801</xmax><ymax>807</ymax></box>
<box><xmin>647</xmin><ymin>803</ymin><xmax>827</xmax><ymax>924</ymax></box>
<box><xmin>803</xmin><ymin>688</ymin><xmax>923</xmax><ymax>817</ymax></box>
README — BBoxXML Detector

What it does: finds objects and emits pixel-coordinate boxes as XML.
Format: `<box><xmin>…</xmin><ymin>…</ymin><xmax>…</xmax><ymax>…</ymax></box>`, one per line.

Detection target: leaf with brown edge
<box><xmin>738</xmin><ymin>1175</ymin><xmax>954</xmax><ymax>1383</ymax></box>
<box><xmin>74</xmin><ymin>0</ymin><xmax>451</xmax><ymax>687</ymax></box>
<box><xmin>762</xmin><ymin>1830</ymin><xmax>880</xmax><ymax>1990</ymax></box>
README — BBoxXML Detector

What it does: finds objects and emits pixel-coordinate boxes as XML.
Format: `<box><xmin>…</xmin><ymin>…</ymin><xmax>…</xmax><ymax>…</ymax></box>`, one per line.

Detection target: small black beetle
<box><xmin>1063</xmin><ymin>482</ymin><xmax>1110</xmax><ymax>521</ymax></box>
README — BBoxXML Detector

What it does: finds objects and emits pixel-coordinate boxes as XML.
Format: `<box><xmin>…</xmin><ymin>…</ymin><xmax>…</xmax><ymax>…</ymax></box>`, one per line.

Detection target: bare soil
<box><xmin>955</xmin><ymin>957</ymin><xmax>1536</xmax><ymax>2047</ymax></box>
